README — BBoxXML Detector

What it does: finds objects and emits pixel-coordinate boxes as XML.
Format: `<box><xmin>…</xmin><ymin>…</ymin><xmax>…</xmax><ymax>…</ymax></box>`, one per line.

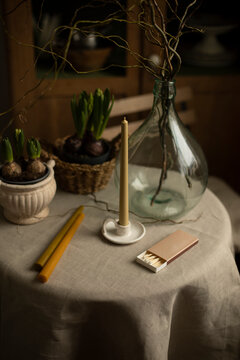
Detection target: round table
<box><xmin>0</xmin><ymin>180</ymin><xmax>240</xmax><ymax>360</ymax></box>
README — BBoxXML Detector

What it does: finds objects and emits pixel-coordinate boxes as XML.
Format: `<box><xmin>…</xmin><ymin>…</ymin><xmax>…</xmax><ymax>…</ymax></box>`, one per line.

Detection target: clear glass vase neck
<box><xmin>153</xmin><ymin>78</ymin><xmax>176</xmax><ymax>103</ymax></box>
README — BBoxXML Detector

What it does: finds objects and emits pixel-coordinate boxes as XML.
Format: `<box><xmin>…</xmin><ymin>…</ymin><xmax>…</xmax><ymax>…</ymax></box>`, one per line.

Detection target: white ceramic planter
<box><xmin>0</xmin><ymin>160</ymin><xmax>57</xmax><ymax>224</ymax></box>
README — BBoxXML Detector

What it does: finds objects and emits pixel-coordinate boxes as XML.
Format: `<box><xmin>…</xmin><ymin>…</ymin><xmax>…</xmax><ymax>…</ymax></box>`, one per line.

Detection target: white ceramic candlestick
<box><xmin>102</xmin><ymin>118</ymin><xmax>145</xmax><ymax>245</ymax></box>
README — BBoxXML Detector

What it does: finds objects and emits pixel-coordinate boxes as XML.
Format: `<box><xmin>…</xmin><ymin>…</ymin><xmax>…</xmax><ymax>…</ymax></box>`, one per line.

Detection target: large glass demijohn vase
<box><xmin>114</xmin><ymin>79</ymin><xmax>208</xmax><ymax>220</ymax></box>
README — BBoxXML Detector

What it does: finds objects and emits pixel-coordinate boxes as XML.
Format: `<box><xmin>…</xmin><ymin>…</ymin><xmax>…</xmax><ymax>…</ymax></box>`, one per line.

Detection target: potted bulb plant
<box><xmin>0</xmin><ymin>129</ymin><xmax>56</xmax><ymax>224</ymax></box>
<box><xmin>62</xmin><ymin>87</ymin><xmax>114</xmax><ymax>165</ymax></box>
<box><xmin>40</xmin><ymin>87</ymin><xmax>120</xmax><ymax>194</ymax></box>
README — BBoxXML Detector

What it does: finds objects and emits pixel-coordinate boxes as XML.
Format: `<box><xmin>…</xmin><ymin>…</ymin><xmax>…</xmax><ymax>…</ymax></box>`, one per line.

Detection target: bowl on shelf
<box><xmin>68</xmin><ymin>47</ymin><xmax>112</xmax><ymax>71</ymax></box>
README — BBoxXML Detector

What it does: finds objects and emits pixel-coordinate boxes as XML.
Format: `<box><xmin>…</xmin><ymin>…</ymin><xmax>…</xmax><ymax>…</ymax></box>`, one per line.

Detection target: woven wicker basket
<box><xmin>40</xmin><ymin>135</ymin><xmax>120</xmax><ymax>194</ymax></box>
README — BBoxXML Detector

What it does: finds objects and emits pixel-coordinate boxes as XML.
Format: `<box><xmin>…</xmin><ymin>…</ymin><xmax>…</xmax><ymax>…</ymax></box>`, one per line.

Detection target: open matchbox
<box><xmin>136</xmin><ymin>230</ymin><xmax>198</xmax><ymax>272</ymax></box>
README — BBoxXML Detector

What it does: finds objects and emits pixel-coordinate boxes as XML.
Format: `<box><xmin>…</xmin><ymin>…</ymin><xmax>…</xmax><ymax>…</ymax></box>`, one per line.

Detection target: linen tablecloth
<box><xmin>0</xmin><ymin>179</ymin><xmax>240</xmax><ymax>360</ymax></box>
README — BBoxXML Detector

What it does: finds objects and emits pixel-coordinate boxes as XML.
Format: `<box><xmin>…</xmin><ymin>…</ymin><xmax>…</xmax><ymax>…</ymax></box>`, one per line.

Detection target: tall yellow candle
<box><xmin>119</xmin><ymin>117</ymin><xmax>129</xmax><ymax>226</ymax></box>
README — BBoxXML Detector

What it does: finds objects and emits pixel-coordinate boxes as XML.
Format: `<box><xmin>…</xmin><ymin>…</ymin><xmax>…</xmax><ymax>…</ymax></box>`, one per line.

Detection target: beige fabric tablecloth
<box><xmin>208</xmin><ymin>176</ymin><xmax>240</xmax><ymax>252</ymax></box>
<box><xmin>0</xmin><ymin>179</ymin><xmax>240</xmax><ymax>360</ymax></box>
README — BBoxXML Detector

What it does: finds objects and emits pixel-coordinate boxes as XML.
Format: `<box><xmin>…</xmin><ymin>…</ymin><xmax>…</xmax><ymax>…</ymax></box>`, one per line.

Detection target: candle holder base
<box><xmin>102</xmin><ymin>218</ymin><xmax>146</xmax><ymax>245</ymax></box>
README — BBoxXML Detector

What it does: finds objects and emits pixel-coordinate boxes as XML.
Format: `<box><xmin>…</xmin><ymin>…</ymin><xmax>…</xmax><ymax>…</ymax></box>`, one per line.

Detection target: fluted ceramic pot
<box><xmin>0</xmin><ymin>160</ymin><xmax>56</xmax><ymax>224</ymax></box>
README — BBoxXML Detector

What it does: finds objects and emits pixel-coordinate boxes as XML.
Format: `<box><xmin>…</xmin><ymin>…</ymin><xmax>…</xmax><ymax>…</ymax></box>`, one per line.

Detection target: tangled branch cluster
<box><xmin>42</xmin><ymin>0</ymin><xmax>201</xmax><ymax>78</ymax></box>
<box><xmin>44</xmin><ymin>0</ymin><xmax>201</xmax><ymax>79</ymax></box>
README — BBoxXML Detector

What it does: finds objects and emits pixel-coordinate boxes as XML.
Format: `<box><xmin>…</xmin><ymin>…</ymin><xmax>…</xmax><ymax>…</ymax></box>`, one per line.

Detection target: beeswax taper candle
<box><xmin>119</xmin><ymin>117</ymin><xmax>129</xmax><ymax>226</ymax></box>
<box><xmin>38</xmin><ymin>212</ymin><xmax>85</xmax><ymax>283</ymax></box>
<box><xmin>36</xmin><ymin>206</ymin><xmax>84</xmax><ymax>269</ymax></box>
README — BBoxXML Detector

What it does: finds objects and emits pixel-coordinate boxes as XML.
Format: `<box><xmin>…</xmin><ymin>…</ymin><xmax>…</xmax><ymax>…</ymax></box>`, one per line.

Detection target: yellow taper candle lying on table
<box><xmin>35</xmin><ymin>206</ymin><xmax>84</xmax><ymax>269</ymax></box>
<box><xmin>38</xmin><ymin>212</ymin><xmax>85</xmax><ymax>283</ymax></box>
<box><xmin>119</xmin><ymin>117</ymin><xmax>129</xmax><ymax>226</ymax></box>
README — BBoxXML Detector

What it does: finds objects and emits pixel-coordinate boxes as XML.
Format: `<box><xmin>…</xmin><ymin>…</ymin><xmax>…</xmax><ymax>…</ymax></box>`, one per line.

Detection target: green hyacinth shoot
<box><xmin>71</xmin><ymin>91</ymin><xmax>93</xmax><ymax>139</ymax></box>
<box><xmin>14</xmin><ymin>128</ymin><xmax>25</xmax><ymax>158</ymax></box>
<box><xmin>88</xmin><ymin>88</ymin><xmax>114</xmax><ymax>140</ymax></box>
<box><xmin>1</xmin><ymin>137</ymin><xmax>14</xmax><ymax>163</ymax></box>
<box><xmin>71</xmin><ymin>88</ymin><xmax>114</xmax><ymax>141</ymax></box>
<box><xmin>27</xmin><ymin>138</ymin><xmax>41</xmax><ymax>160</ymax></box>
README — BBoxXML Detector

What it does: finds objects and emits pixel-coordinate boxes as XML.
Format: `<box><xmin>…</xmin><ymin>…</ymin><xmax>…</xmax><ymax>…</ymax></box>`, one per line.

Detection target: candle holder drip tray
<box><xmin>102</xmin><ymin>218</ymin><xmax>146</xmax><ymax>245</ymax></box>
